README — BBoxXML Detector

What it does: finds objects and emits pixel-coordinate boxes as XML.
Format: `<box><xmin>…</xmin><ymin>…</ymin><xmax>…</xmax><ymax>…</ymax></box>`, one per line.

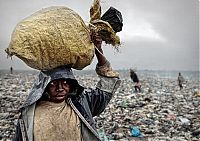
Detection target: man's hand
<box><xmin>90</xmin><ymin>30</ymin><xmax>119</xmax><ymax>78</ymax></box>
<box><xmin>90</xmin><ymin>30</ymin><xmax>106</xmax><ymax>66</ymax></box>
<box><xmin>90</xmin><ymin>30</ymin><xmax>102</xmax><ymax>49</ymax></box>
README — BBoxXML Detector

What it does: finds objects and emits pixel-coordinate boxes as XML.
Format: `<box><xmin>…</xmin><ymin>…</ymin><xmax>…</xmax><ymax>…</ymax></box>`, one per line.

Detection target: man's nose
<box><xmin>57</xmin><ymin>81</ymin><xmax>64</xmax><ymax>90</ymax></box>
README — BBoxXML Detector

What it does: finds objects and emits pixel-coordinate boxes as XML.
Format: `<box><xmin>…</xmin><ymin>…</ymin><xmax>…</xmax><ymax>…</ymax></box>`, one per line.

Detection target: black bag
<box><xmin>101</xmin><ymin>7</ymin><xmax>123</xmax><ymax>32</ymax></box>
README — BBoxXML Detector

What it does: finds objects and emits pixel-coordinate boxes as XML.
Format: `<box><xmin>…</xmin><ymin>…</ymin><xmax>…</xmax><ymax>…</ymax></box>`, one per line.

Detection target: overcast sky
<box><xmin>0</xmin><ymin>0</ymin><xmax>199</xmax><ymax>71</ymax></box>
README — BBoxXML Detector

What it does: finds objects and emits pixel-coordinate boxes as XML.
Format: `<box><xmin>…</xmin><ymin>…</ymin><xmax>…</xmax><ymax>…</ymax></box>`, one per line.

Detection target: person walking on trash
<box><xmin>177</xmin><ymin>72</ymin><xmax>185</xmax><ymax>90</ymax></box>
<box><xmin>130</xmin><ymin>69</ymin><xmax>141</xmax><ymax>93</ymax></box>
<box><xmin>13</xmin><ymin>31</ymin><xmax>121</xmax><ymax>141</ymax></box>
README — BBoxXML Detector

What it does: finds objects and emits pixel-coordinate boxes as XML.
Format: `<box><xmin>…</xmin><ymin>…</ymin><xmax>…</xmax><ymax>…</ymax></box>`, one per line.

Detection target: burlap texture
<box><xmin>89</xmin><ymin>0</ymin><xmax>120</xmax><ymax>47</ymax></box>
<box><xmin>5</xmin><ymin>6</ymin><xmax>95</xmax><ymax>70</ymax></box>
<box><xmin>90</xmin><ymin>20</ymin><xmax>120</xmax><ymax>46</ymax></box>
<box><xmin>90</xmin><ymin>0</ymin><xmax>101</xmax><ymax>22</ymax></box>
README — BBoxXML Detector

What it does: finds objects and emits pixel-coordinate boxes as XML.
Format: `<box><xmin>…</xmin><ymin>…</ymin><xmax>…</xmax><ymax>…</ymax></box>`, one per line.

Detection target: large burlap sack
<box><xmin>5</xmin><ymin>6</ymin><xmax>95</xmax><ymax>70</ymax></box>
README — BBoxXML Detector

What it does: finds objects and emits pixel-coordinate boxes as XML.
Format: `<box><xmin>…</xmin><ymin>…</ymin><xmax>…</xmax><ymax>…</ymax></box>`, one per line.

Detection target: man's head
<box><xmin>22</xmin><ymin>66</ymin><xmax>84</xmax><ymax>108</ymax></box>
<box><xmin>46</xmin><ymin>79</ymin><xmax>73</xmax><ymax>103</ymax></box>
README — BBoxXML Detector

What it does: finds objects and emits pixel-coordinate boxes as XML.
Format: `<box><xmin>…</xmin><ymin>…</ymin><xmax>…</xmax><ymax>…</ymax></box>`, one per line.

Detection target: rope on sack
<box><xmin>94</xmin><ymin>46</ymin><xmax>105</xmax><ymax>58</ymax></box>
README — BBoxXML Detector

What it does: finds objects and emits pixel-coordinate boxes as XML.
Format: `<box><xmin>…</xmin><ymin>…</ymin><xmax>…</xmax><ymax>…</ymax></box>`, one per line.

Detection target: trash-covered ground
<box><xmin>0</xmin><ymin>70</ymin><xmax>199</xmax><ymax>141</ymax></box>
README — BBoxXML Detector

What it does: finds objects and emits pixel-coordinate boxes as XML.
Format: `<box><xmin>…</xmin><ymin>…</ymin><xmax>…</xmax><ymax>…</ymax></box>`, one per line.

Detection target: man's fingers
<box><xmin>90</xmin><ymin>31</ymin><xmax>102</xmax><ymax>47</ymax></box>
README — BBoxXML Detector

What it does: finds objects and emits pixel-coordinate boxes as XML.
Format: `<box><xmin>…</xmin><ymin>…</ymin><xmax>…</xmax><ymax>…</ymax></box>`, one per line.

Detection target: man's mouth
<box><xmin>55</xmin><ymin>94</ymin><xmax>65</xmax><ymax>97</ymax></box>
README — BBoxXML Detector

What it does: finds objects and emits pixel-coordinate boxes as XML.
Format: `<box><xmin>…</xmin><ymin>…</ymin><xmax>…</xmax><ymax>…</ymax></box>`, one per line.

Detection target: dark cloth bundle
<box><xmin>101</xmin><ymin>7</ymin><xmax>123</xmax><ymax>32</ymax></box>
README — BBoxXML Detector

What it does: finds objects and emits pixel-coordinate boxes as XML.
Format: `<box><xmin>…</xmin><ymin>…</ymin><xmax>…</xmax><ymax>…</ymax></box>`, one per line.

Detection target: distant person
<box><xmin>130</xmin><ymin>69</ymin><xmax>141</xmax><ymax>92</ymax></box>
<box><xmin>10</xmin><ymin>66</ymin><xmax>13</xmax><ymax>74</ymax></box>
<box><xmin>177</xmin><ymin>72</ymin><xmax>185</xmax><ymax>90</ymax></box>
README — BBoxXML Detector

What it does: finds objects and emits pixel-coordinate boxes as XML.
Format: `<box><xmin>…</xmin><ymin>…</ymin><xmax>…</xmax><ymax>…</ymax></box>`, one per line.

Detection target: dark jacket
<box><xmin>130</xmin><ymin>71</ymin><xmax>139</xmax><ymax>83</ymax></box>
<box><xmin>13</xmin><ymin>66</ymin><xmax>121</xmax><ymax>141</ymax></box>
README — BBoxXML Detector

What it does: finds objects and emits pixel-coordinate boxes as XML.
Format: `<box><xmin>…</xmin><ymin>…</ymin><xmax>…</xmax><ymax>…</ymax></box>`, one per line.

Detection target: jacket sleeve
<box><xmin>83</xmin><ymin>76</ymin><xmax>121</xmax><ymax>117</ymax></box>
<box><xmin>12</xmin><ymin>119</ymin><xmax>22</xmax><ymax>141</ymax></box>
<box><xmin>12</xmin><ymin>110</ymin><xmax>29</xmax><ymax>141</ymax></box>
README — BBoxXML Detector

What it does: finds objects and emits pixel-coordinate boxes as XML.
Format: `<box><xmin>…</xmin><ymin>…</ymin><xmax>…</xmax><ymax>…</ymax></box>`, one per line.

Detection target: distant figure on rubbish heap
<box><xmin>10</xmin><ymin>66</ymin><xmax>13</xmax><ymax>74</ymax></box>
<box><xmin>177</xmin><ymin>72</ymin><xmax>185</xmax><ymax>90</ymax></box>
<box><xmin>12</xmin><ymin>31</ymin><xmax>121</xmax><ymax>141</ymax></box>
<box><xmin>130</xmin><ymin>69</ymin><xmax>141</xmax><ymax>93</ymax></box>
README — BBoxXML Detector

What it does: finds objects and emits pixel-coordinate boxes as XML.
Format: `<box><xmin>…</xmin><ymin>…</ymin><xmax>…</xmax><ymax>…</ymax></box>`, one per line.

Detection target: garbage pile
<box><xmin>94</xmin><ymin>73</ymin><xmax>200</xmax><ymax>141</ymax></box>
<box><xmin>0</xmin><ymin>70</ymin><xmax>199</xmax><ymax>141</ymax></box>
<box><xmin>0</xmin><ymin>71</ymin><xmax>37</xmax><ymax>140</ymax></box>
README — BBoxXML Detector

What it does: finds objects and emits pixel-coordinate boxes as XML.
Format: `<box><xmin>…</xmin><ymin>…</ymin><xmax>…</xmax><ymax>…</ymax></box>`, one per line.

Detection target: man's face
<box><xmin>46</xmin><ymin>79</ymin><xmax>71</xmax><ymax>103</ymax></box>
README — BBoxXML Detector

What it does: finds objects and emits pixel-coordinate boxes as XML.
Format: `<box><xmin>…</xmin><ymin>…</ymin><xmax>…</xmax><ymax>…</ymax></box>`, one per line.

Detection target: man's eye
<box><xmin>63</xmin><ymin>80</ymin><xmax>68</xmax><ymax>84</ymax></box>
<box><xmin>50</xmin><ymin>81</ymin><xmax>57</xmax><ymax>86</ymax></box>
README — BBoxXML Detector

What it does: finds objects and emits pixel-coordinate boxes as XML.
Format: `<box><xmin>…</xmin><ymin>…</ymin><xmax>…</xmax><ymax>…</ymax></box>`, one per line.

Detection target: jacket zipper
<box><xmin>68</xmin><ymin>99</ymin><xmax>101</xmax><ymax>140</ymax></box>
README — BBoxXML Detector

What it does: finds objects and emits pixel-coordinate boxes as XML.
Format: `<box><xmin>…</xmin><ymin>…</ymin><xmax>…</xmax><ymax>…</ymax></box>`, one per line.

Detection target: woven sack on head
<box><xmin>5</xmin><ymin>6</ymin><xmax>95</xmax><ymax>70</ymax></box>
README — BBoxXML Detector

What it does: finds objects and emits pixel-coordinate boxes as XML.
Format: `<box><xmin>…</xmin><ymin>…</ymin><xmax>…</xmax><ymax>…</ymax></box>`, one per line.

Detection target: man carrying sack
<box><xmin>13</xmin><ymin>30</ymin><xmax>121</xmax><ymax>141</ymax></box>
<box><xmin>11</xmin><ymin>0</ymin><xmax>123</xmax><ymax>140</ymax></box>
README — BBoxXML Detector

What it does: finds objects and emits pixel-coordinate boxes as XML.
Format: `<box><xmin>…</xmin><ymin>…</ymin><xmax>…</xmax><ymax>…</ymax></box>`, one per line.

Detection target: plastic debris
<box><xmin>130</xmin><ymin>126</ymin><xmax>141</xmax><ymax>137</ymax></box>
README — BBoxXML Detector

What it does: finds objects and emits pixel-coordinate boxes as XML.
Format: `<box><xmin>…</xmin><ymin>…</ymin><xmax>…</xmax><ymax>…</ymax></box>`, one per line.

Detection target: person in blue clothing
<box><xmin>13</xmin><ymin>32</ymin><xmax>121</xmax><ymax>141</ymax></box>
